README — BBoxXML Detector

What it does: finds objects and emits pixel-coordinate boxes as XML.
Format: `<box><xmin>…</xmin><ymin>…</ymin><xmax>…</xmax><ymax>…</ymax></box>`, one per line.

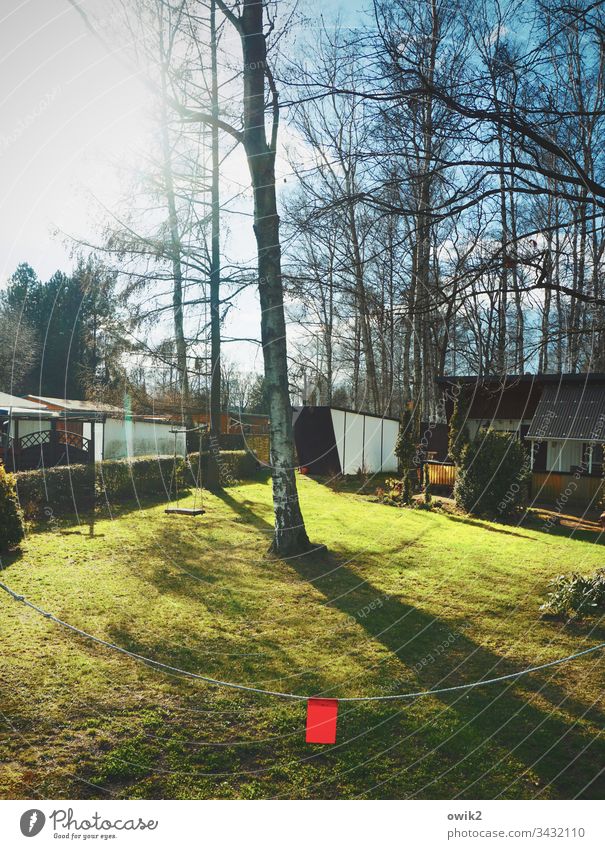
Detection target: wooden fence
<box><xmin>426</xmin><ymin>461</ymin><xmax>456</xmax><ymax>488</ymax></box>
<box><xmin>424</xmin><ymin>462</ymin><xmax>604</xmax><ymax>509</ymax></box>
<box><xmin>530</xmin><ymin>471</ymin><xmax>604</xmax><ymax>508</ymax></box>
<box><xmin>247</xmin><ymin>434</ymin><xmax>270</xmax><ymax>464</ymax></box>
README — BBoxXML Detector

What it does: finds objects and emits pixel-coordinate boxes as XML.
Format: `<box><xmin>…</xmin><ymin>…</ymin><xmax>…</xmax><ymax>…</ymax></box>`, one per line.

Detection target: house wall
<box><xmin>381</xmin><ymin>419</ymin><xmax>399</xmax><ymax>472</ymax></box>
<box><xmin>467</xmin><ymin>418</ymin><xmax>532</xmax><ymax>441</ymax></box>
<box><xmin>14</xmin><ymin>418</ymin><xmax>51</xmax><ymax>437</ymax></box>
<box><xmin>329</xmin><ymin>410</ymin><xmax>398</xmax><ymax>474</ymax></box>
<box><xmin>103</xmin><ymin>418</ymin><xmax>184</xmax><ymax>460</ymax></box>
<box><xmin>545</xmin><ymin>439</ymin><xmax>583</xmax><ymax>473</ymax></box>
<box><xmin>340</xmin><ymin>411</ymin><xmax>365</xmax><ymax>474</ymax></box>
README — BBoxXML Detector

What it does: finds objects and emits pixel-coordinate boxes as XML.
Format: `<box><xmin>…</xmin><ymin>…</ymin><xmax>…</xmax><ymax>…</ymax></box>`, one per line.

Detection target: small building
<box><xmin>292</xmin><ymin>405</ymin><xmax>400</xmax><ymax>475</ymax></box>
<box><xmin>1</xmin><ymin>393</ymin><xmax>185</xmax><ymax>471</ymax></box>
<box><xmin>437</xmin><ymin>373</ymin><xmax>605</xmax><ymax>507</ymax></box>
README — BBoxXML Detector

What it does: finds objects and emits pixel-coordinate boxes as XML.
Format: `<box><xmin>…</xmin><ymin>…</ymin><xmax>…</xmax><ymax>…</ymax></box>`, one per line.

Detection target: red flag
<box><xmin>306</xmin><ymin>698</ymin><xmax>338</xmax><ymax>744</ymax></box>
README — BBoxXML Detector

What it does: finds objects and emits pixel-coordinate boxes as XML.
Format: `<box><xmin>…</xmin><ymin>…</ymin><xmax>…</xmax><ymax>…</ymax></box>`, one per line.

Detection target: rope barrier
<box><xmin>1</xmin><ymin>580</ymin><xmax>603</xmax><ymax>703</ymax></box>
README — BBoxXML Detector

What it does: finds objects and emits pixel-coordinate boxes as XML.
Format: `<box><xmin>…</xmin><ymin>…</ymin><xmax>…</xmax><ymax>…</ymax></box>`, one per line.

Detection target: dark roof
<box><xmin>527</xmin><ymin>384</ymin><xmax>605</xmax><ymax>441</ymax></box>
<box><xmin>438</xmin><ymin>373</ymin><xmax>605</xmax><ymax>423</ymax></box>
<box><xmin>437</xmin><ymin>375</ymin><xmax>544</xmax><ymax>420</ymax></box>
<box><xmin>437</xmin><ymin>372</ymin><xmax>605</xmax><ymax>386</ymax></box>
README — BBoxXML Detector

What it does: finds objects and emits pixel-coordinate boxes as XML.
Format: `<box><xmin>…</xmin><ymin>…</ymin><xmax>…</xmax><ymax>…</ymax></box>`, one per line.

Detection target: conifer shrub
<box><xmin>454</xmin><ymin>429</ymin><xmax>530</xmax><ymax>518</ymax></box>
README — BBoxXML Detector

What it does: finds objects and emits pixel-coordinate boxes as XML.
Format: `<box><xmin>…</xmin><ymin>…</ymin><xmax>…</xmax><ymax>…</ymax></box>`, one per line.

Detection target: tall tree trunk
<box><xmin>159</xmin><ymin>53</ymin><xmax>188</xmax><ymax>403</ymax></box>
<box><xmin>206</xmin><ymin>0</ymin><xmax>222</xmax><ymax>491</ymax></box>
<box><xmin>234</xmin><ymin>0</ymin><xmax>310</xmax><ymax>555</ymax></box>
<box><xmin>346</xmin><ymin>192</ymin><xmax>379</xmax><ymax>413</ymax></box>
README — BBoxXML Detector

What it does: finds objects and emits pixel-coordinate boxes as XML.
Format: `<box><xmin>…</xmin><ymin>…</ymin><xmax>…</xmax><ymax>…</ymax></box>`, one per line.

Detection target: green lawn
<box><xmin>0</xmin><ymin>475</ymin><xmax>603</xmax><ymax>800</ymax></box>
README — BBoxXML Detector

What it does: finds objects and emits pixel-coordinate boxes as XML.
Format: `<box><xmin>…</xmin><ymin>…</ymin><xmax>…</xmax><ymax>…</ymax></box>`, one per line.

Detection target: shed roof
<box><xmin>0</xmin><ymin>391</ymin><xmax>45</xmax><ymax>411</ymax></box>
<box><xmin>25</xmin><ymin>394</ymin><xmax>124</xmax><ymax>414</ymax></box>
<box><xmin>526</xmin><ymin>384</ymin><xmax>605</xmax><ymax>441</ymax></box>
<box><xmin>291</xmin><ymin>405</ymin><xmax>400</xmax><ymax>423</ymax></box>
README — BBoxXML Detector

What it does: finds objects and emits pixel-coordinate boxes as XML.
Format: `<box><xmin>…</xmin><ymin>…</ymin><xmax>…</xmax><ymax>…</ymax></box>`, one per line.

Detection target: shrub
<box><xmin>454</xmin><ymin>429</ymin><xmax>530</xmax><ymax>518</ymax></box>
<box><xmin>187</xmin><ymin>449</ymin><xmax>259</xmax><ymax>486</ymax></box>
<box><xmin>540</xmin><ymin>569</ymin><xmax>605</xmax><ymax>620</ymax></box>
<box><xmin>14</xmin><ymin>450</ymin><xmax>261</xmax><ymax>520</ymax></box>
<box><xmin>448</xmin><ymin>393</ymin><xmax>470</xmax><ymax>464</ymax></box>
<box><xmin>98</xmin><ymin>456</ymin><xmax>186</xmax><ymax>502</ymax></box>
<box><xmin>16</xmin><ymin>464</ymin><xmax>95</xmax><ymax>520</ymax></box>
<box><xmin>376</xmin><ymin>477</ymin><xmax>409</xmax><ymax>507</ymax></box>
<box><xmin>395</xmin><ymin>407</ymin><xmax>417</xmax><ymax>471</ymax></box>
<box><xmin>0</xmin><ymin>463</ymin><xmax>25</xmax><ymax>551</ymax></box>
<box><xmin>423</xmin><ymin>463</ymin><xmax>432</xmax><ymax>504</ymax></box>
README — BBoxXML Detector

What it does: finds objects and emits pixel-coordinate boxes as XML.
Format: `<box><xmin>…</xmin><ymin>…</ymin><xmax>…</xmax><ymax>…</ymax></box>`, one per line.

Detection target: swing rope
<box><xmin>1</xmin><ymin>581</ymin><xmax>602</xmax><ymax>703</ymax></box>
<box><xmin>167</xmin><ymin>424</ymin><xmax>205</xmax><ymax>512</ymax></box>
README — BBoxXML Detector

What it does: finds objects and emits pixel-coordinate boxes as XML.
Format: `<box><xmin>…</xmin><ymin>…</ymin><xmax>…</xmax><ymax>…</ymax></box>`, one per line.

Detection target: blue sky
<box><xmin>0</xmin><ymin>0</ymin><xmax>367</xmax><ymax>373</ymax></box>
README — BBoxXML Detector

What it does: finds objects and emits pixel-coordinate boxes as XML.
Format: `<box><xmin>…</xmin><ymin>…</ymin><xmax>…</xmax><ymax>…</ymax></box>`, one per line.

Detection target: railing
<box><xmin>423</xmin><ymin>464</ymin><xmax>604</xmax><ymax>507</ymax></box>
<box><xmin>58</xmin><ymin>430</ymin><xmax>90</xmax><ymax>452</ymax></box>
<box><xmin>18</xmin><ymin>430</ymin><xmax>50</xmax><ymax>450</ymax></box>
<box><xmin>16</xmin><ymin>430</ymin><xmax>89</xmax><ymax>453</ymax></box>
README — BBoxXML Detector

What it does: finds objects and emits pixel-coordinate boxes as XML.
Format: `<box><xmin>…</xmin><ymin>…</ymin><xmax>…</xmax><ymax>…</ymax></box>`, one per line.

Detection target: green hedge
<box><xmin>98</xmin><ymin>456</ymin><xmax>186</xmax><ymax>501</ymax></box>
<box><xmin>15</xmin><ymin>450</ymin><xmax>260</xmax><ymax>519</ymax></box>
<box><xmin>16</xmin><ymin>464</ymin><xmax>96</xmax><ymax>519</ymax></box>
<box><xmin>187</xmin><ymin>449</ymin><xmax>260</xmax><ymax>487</ymax></box>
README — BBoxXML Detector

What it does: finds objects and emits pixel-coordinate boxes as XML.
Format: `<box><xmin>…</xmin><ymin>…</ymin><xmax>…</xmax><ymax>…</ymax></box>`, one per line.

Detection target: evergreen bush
<box><xmin>448</xmin><ymin>393</ymin><xmax>470</xmax><ymax>464</ymax></box>
<box><xmin>454</xmin><ymin>429</ymin><xmax>530</xmax><ymax>518</ymax></box>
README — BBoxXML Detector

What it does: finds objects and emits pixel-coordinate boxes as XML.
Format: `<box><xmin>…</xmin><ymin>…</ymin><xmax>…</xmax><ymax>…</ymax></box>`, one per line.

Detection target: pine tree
<box><xmin>448</xmin><ymin>393</ymin><xmax>470</xmax><ymax>465</ymax></box>
<box><xmin>395</xmin><ymin>404</ymin><xmax>420</xmax><ymax>503</ymax></box>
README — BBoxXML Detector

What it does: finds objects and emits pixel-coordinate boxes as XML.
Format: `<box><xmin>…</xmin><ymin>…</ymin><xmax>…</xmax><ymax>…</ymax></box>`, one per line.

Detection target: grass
<box><xmin>0</xmin><ymin>474</ymin><xmax>603</xmax><ymax>800</ymax></box>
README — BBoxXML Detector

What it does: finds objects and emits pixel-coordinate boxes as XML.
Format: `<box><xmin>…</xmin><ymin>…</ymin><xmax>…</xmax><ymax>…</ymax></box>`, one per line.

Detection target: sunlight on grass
<box><xmin>0</xmin><ymin>476</ymin><xmax>603</xmax><ymax>800</ymax></box>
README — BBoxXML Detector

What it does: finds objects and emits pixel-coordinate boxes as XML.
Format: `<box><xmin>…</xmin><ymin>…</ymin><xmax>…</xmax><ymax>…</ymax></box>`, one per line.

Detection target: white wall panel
<box><xmin>103</xmin><ymin>418</ymin><xmax>183</xmax><ymax>460</ymax></box>
<box><xmin>341</xmin><ymin>412</ymin><xmax>365</xmax><ymax>474</ymax></box>
<box><xmin>330</xmin><ymin>409</ymin><xmax>346</xmax><ymax>474</ymax></box>
<box><xmin>17</xmin><ymin>418</ymin><xmax>51</xmax><ymax>437</ymax></box>
<box><xmin>546</xmin><ymin>439</ymin><xmax>582</xmax><ymax>473</ymax></box>
<box><xmin>381</xmin><ymin>419</ymin><xmax>399</xmax><ymax>472</ymax></box>
<box><xmin>364</xmin><ymin>415</ymin><xmax>383</xmax><ymax>472</ymax></box>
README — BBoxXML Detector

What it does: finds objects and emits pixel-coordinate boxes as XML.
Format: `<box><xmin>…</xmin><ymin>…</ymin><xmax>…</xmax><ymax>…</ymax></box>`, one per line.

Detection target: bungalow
<box><xmin>1</xmin><ymin>392</ymin><xmax>185</xmax><ymax>471</ymax></box>
<box><xmin>437</xmin><ymin>373</ymin><xmax>605</xmax><ymax>507</ymax></box>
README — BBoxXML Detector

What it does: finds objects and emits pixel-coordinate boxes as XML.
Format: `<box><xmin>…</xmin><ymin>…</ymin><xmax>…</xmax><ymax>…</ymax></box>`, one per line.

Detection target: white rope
<box><xmin>1</xmin><ymin>580</ymin><xmax>603</xmax><ymax>703</ymax></box>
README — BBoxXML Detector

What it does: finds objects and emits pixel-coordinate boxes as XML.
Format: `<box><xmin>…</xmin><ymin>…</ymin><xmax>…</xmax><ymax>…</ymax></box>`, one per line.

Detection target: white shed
<box><xmin>293</xmin><ymin>405</ymin><xmax>399</xmax><ymax>475</ymax></box>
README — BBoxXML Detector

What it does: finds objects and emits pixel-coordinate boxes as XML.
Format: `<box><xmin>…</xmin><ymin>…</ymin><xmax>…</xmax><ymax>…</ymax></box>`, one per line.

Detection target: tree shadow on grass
<box><xmin>215</xmin><ymin>489</ymin><xmax>275</xmax><ymax>536</ymax></box>
<box><xmin>216</xmin><ymin>493</ymin><xmax>605</xmax><ymax>799</ymax></box>
<box><xmin>0</xmin><ymin>547</ymin><xmax>24</xmax><ymax>571</ymax></box>
<box><xmin>441</xmin><ymin>512</ymin><xmax>537</xmax><ymax>540</ymax></box>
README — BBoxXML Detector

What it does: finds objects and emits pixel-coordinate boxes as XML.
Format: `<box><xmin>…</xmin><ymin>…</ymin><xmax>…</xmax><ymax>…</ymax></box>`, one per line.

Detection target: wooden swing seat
<box><xmin>165</xmin><ymin>507</ymin><xmax>206</xmax><ymax>516</ymax></box>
